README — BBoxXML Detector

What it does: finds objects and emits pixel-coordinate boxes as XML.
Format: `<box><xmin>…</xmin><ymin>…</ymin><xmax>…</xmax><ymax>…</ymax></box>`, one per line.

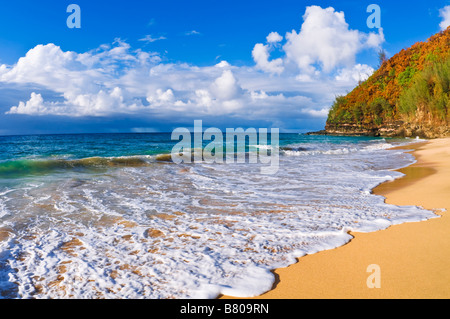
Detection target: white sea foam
<box><xmin>0</xmin><ymin>138</ymin><xmax>437</xmax><ymax>299</ymax></box>
<box><xmin>0</xmin><ymin>191</ymin><xmax>12</xmax><ymax>219</ymax></box>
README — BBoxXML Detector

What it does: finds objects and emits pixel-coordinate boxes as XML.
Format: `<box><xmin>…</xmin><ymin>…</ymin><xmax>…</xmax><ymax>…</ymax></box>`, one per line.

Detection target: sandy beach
<box><xmin>222</xmin><ymin>137</ymin><xmax>450</xmax><ymax>299</ymax></box>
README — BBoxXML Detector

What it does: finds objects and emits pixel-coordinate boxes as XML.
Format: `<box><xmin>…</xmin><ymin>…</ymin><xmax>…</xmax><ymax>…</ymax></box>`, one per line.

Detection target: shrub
<box><xmin>399</xmin><ymin>56</ymin><xmax>450</xmax><ymax>121</ymax></box>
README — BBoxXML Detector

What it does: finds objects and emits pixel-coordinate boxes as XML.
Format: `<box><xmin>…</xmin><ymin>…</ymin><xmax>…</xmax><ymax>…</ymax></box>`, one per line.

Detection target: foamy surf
<box><xmin>0</xmin><ymin>134</ymin><xmax>437</xmax><ymax>299</ymax></box>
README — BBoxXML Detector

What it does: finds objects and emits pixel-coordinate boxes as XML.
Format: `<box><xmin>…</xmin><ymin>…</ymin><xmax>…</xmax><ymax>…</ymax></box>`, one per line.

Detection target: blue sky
<box><xmin>0</xmin><ymin>0</ymin><xmax>449</xmax><ymax>135</ymax></box>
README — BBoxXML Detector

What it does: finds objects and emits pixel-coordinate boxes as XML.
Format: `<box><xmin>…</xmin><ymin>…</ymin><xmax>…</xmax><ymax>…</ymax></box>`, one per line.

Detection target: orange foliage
<box><xmin>328</xmin><ymin>26</ymin><xmax>450</xmax><ymax>125</ymax></box>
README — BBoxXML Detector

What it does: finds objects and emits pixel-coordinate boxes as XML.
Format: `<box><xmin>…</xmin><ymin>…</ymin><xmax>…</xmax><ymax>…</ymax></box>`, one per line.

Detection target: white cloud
<box><xmin>7</xmin><ymin>92</ymin><xmax>48</xmax><ymax>115</ymax></box>
<box><xmin>0</xmin><ymin>64</ymin><xmax>7</xmax><ymax>75</ymax></box>
<box><xmin>1</xmin><ymin>44</ymin><xmax>82</xmax><ymax>91</ymax></box>
<box><xmin>300</xmin><ymin>108</ymin><xmax>330</xmax><ymax>118</ymax></box>
<box><xmin>251</xmin><ymin>6</ymin><xmax>383</xmax><ymax>78</ymax></box>
<box><xmin>283</xmin><ymin>6</ymin><xmax>384</xmax><ymax>73</ymax></box>
<box><xmin>266</xmin><ymin>32</ymin><xmax>283</xmax><ymax>43</ymax></box>
<box><xmin>185</xmin><ymin>30</ymin><xmax>201</xmax><ymax>36</ymax></box>
<box><xmin>252</xmin><ymin>43</ymin><xmax>284</xmax><ymax>74</ymax></box>
<box><xmin>146</xmin><ymin>89</ymin><xmax>176</xmax><ymax>108</ymax></box>
<box><xmin>439</xmin><ymin>6</ymin><xmax>450</xmax><ymax>31</ymax></box>
<box><xmin>215</xmin><ymin>61</ymin><xmax>230</xmax><ymax>68</ymax></box>
<box><xmin>335</xmin><ymin>64</ymin><xmax>375</xmax><ymax>83</ymax></box>
<box><xmin>0</xmin><ymin>5</ymin><xmax>382</xmax><ymax>129</ymax></box>
<box><xmin>1</xmin><ymin>42</ymin><xmax>151</xmax><ymax>116</ymax></box>
<box><xmin>194</xmin><ymin>89</ymin><xmax>213</xmax><ymax>108</ymax></box>
<box><xmin>138</xmin><ymin>35</ymin><xmax>167</xmax><ymax>43</ymax></box>
<box><xmin>366</xmin><ymin>28</ymin><xmax>385</xmax><ymax>48</ymax></box>
<box><xmin>209</xmin><ymin>70</ymin><xmax>241</xmax><ymax>100</ymax></box>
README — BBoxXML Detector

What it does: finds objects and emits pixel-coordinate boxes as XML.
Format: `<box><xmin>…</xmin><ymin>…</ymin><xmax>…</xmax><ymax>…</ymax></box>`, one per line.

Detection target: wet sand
<box><xmin>222</xmin><ymin>138</ymin><xmax>450</xmax><ymax>299</ymax></box>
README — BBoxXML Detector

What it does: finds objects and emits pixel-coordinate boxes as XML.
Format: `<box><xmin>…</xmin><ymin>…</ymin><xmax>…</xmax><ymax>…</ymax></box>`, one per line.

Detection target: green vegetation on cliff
<box><xmin>399</xmin><ymin>58</ymin><xmax>450</xmax><ymax>121</ymax></box>
<box><xmin>326</xmin><ymin>27</ymin><xmax>450</xmax><ymax>138</ymax></box>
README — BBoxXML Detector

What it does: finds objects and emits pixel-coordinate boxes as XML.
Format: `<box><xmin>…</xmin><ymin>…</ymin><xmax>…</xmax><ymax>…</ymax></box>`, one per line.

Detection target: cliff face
<box><xmin>324</xmin><ymin>121</ymin><xmax>450</xmax><ymax>138</ymax></box>
<box><xmin>322</xmin><ymin>27</ymin><xmax>450</xmax><ymax>138</ymax></box>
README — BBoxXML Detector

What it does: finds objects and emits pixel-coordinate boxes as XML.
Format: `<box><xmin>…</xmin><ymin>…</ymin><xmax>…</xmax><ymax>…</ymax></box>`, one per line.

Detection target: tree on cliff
<box><xmin>325</xmin><ymin>27</ymin><xmax>450</xmax><ymax>138</ymax></box>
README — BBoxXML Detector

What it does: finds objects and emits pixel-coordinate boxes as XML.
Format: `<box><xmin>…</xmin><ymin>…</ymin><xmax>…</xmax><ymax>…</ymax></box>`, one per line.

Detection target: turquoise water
<box><xmin>0</xmin><ymin>133</ymin><xmax>386</xmax><ymax>178</ymax></box>
<box><xmin>0</xmin><ymin>133</ymin><xmax>176</xmax><ymax>162</ymax></box>
<box><xmin>0</xmin><ymin>133</ymin><xmax>174</xmax><ymax>178</ymax></box>
<box><xmin>0</xmin><ymin>133</ymin><xmax>387</xmax><ymax>162</ymax></box>
<box><xmin>0</xmin><ymin>133</ymin><xmax>437</xmax><ymax>299</ymax></box>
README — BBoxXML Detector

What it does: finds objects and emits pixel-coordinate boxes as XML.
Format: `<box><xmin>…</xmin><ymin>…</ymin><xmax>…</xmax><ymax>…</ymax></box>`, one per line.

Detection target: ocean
<box><xmin>0</xmin><ymin>133</ymin><xmax>437</xmax><ymax>299</ymax></box>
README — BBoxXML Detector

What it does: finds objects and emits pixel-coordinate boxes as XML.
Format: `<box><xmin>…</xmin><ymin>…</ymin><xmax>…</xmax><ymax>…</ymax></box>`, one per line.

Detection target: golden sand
<box><xmin>222</xmin><ymin>138</ymin><xmax>450</xmax><ymax>299</ymax></box>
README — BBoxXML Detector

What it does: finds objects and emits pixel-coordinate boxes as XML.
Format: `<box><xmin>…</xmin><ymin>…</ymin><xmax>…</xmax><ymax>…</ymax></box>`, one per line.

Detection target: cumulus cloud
<box><xmin>283</xmin><ymin>6</ymin><xmax>384</xmax><ymax>73</ymax></box>
<box><xmin>251</xmin><ymin>5</ymin><xmax>383</xmax><ymax>79</ymax></box>
<box><xmin>1</xmin><ymin>44</ymin><xmax>82</xmax><ymax>91</ymax></box>
<box><xmin>0</xmin><ymin>5</ymin><xmax>383</xmax><ymax>129</ymax></box>
<box><xmin>210</xmin><ymin>70</ymin><xmax>241</xmax><ymax>100</ymax></box>
<box><xmin>335</xmin><ymin>64</ymin><xmax>375</xmax><ymax>83</ymax></box>
<box><xmin>7</xmin><ymin>92</ymin><xmax>48</xmax><ymax>115</ymax></box>
<box><xmin>252</xmin><ymin>43</ymin><xmax>284</xmax><ymax>74</ymax></box>
<box><xmin>266</xmin><ymin>32</ymin><xmax>283</xmax><ymax>43</ymax></box>
<box><xmin>1</xmin><ymin>42</ymin><xmax>152</xmax><ymax>116</ymax></box>
<box><xmin>439</xmin><ymin>6</ymin><xmax>450</xmax><ymax>31</ymax></box>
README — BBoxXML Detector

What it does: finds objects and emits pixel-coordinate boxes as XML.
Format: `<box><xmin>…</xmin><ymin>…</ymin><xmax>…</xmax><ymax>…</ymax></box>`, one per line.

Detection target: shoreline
<box><xmin>222</xmin><ymin>138</ymin><xmax>450</xmax><ymax>299</ymax></box>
